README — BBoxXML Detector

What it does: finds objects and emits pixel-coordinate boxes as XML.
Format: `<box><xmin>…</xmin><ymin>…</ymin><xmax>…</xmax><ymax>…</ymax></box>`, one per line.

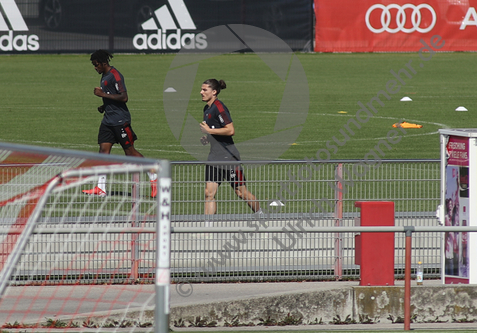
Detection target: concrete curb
<box><xmin>170</xmin><ymin>287</ymin><xmax>354</xmax><ymax>327</ymax></box>
<box><xmin>170</xmin><ymin>284</ymin><xmax>477</xmax><ymax>328</ymax></box>
<box><xmin>4</xmin><ymin>281</ymin><xmax>477</xmax><ymax>331</ymax></box>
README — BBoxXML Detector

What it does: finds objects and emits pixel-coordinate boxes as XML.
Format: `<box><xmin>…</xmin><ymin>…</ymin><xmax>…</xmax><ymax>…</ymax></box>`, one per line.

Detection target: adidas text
<box><xmin>0</xmin><ymin>31</ymin><xmax>39</xmax><ymax>51</ymax></box>
<box><xmin>133</xmin><ymin>29</ymin><xmax>207</xmax><ymax>50</ymax></box>
<box><xmin>0</xmin><ymin>0</ymin><xmax>39</xmax><ymax>52</ymax></box>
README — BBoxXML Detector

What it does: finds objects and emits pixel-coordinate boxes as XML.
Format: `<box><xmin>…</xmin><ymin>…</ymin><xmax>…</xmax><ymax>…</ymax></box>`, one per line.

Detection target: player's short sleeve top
<box><xmin>100</xmin><ymin>67</ymin><xmax>131</xmax><ymax>126</ymax></box>
<box><xmin>203</xmin><ymin>99</ymin><xmax>241</xmax><ymax>161</ymax></box>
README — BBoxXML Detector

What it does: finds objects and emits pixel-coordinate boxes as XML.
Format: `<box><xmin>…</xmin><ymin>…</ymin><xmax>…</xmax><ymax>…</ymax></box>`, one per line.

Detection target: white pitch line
<box><xmin>293</xmin><ymin>113</ymin><xmax>450</xmax><ymax>145</ymax></box>
<box><xmin>298</xmin><ymin>131</ymin><xmax>440</xmax><ymax>145</ymax></box>
<box><xmin>0</xmin><ymin>112</ymin><xmax>450</xmax><ymax>154</ymax></box>
<box><xmin>0</xmin><ymin>139</ymin><xmax>190</xmax><ymax>155</ymax></box>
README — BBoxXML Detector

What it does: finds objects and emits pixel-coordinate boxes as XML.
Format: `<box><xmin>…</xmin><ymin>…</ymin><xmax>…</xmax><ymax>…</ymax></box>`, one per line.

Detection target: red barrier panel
<box><xmin>355</xmin><ymin>201</ymin><xmax>395</xmax><ymax>286</ymax></box>
<box><xmin>315</xmin><ymin>0</ymin><xmax>477</xmax><ymax>52</ymax></box>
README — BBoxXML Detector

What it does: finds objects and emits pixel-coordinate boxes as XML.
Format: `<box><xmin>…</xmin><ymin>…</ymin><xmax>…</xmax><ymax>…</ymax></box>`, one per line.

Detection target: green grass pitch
<box><xmin>0</xmin><ymin>52</ymin><xmax>474</xmax><ymax>162</ymax></box>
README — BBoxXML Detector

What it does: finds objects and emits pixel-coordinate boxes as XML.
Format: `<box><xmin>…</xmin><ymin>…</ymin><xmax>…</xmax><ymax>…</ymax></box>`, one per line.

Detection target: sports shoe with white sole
<box><xmin>82</xmin><ymin>186</ymin><xmax>106</xmax><ymax>197</ymax></box>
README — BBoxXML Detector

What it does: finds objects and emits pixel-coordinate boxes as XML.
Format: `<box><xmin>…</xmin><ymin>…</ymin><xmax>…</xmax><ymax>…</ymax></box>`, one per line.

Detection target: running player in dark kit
<box><xmin>83</xmin><ymin>49</ymin><xmax>157</xmax><ymax>197</ymax></box>
<box><xmin>199</xmin><ymin>79</ymin><xmax>261</xmax><ymax>215</ymax></box>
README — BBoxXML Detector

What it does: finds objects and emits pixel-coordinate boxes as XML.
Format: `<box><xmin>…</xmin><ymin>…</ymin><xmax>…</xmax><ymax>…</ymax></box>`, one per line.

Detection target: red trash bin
<box><xmin>355</xmin><ymin>201</ymin><xmax>395</xmax><ymax>286</ymax></box>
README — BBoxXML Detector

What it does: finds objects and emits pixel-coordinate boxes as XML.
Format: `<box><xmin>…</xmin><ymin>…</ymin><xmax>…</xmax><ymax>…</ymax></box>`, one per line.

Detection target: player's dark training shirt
<box><xmin>100</xmin><ymin>67</ymin><xmax>131</xmax><ymax>126</ymax></box>
<box><xmin>203</xmin><ymin>100</ymin><xmax>241</xmax><ymax>161</ymax></box>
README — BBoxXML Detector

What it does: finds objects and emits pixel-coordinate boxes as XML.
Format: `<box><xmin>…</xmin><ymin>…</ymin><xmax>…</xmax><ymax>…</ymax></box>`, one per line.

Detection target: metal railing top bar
<box><xmin>2</xmin><ymin>227</ymin><xmax>157</xmax><ymax>234</ymax></box>
<box><xmin>0</xmin><ymin>141</ymin><xmax>164</xmax><ymax>165</ymax></box>
<box><xmin>9</xmin><ymin>226</ymin><xmax>474</xmax><ymax>235</ymax></box>
<box><xmin>171</xmin><ymin>159</ymin><xmax>440</xmax><ymax>165</ymax></box>
<box><xmin>170</xmin><ymin>226</ymin><xmax>477</xmax><ymax>233</ymax></box>
<box><xmin>0</xmin><ymin>211</ymin><xmax>434</xmax><ymax>226</ymax></box>
<box><xmin>171</xmin><ymin>211</ymin><xmax>437</xmax><ymax>222</ymax></box>
<box><xmin>58</xmin><ymin>163</ymin><xmax>163</xmax><ymax>179</ymax></box>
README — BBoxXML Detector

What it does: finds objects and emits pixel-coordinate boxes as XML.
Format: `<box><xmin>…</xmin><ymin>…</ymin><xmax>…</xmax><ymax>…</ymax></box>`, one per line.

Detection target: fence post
<box><xmin>130</xmin><ymin>172</ymin><xmax>140</xmax><ymax>281</ymax></box>
<box><xmin>334</xmin><ymin>163</ymin><xmax>343</xmax><ymax>280</ymax></box>
<box><xmin>155</xmin><ymin>163</ymin><xmax>172</xmax><ymax>333</ymax></box>
<box><xmin>404</xmin><ymin>228</ymin><xmax>413</xmax><ymax>331</ymax></box>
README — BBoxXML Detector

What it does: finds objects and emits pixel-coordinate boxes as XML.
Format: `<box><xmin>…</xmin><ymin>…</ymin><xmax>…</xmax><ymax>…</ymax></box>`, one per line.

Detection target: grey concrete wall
<box><xmin>170</xmin><ymin>285</ymin><xmax>477</xmax><ymax>326</ymax></box>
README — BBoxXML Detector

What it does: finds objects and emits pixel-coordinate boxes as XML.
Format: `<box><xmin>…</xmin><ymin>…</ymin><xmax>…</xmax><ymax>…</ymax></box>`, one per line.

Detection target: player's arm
<box><xmin>93</xmin><ymin>87</ymin><xmax>128</xmax><ymax>103</ymax></box>
<box><xmin>200</xmin><ymin>122</ymin><xmax>235</xmax><ymax>136</ymax></box>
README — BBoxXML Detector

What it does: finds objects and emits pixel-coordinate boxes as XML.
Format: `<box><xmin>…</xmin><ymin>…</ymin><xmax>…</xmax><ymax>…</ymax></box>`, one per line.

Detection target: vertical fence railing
<box><xmin>2</xmin><ymin>159</ymin><xmax>440</xmax><ymax>284</ymax></box>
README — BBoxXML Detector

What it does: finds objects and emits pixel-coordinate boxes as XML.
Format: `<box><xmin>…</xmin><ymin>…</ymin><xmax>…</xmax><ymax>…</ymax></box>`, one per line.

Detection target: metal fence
<box><xmin>6</xmin><ymin>159</ymin><xmax>441</xmax><ymax>284</ymax></box>
<box><xmin>170</xmin><ymin>159</ymin><xmax>441</xmax><ymax>282</ymax></box>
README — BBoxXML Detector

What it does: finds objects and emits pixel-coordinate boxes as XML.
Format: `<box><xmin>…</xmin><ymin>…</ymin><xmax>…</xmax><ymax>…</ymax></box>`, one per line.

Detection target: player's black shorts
<box><xmin>205</xmin><ymin>164</ymin><xmax>246</xmax><ymax>188</ymax></box>
<box><xmin>98</xmin><ymin>123</ymin><xmax>137</xmax><ymax>149</ymax></box>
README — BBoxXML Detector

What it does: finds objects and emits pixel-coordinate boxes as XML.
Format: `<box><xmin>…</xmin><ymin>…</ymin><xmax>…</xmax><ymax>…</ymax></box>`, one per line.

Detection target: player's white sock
<box><xmin>147</xmin><ymin>172</ymin><xmax>157</xmax><ymax>181</ymax></box>
<box><xmin>98</xmin><ymin>175</ymin><xmax>107</xmax><ymax>192</ymax></box>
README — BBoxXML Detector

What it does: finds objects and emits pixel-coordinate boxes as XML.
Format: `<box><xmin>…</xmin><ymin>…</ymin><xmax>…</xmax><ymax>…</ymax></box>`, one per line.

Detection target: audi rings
<box><xmin>366</xmin><ymin>4</ymin><xmax>436</xmax><ymax>33</ymax></box>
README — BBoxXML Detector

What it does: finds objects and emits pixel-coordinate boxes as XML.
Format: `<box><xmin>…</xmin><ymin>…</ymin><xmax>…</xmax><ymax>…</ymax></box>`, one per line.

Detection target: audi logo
<box><xmin>365</xmin><ymin>4</ymin><xmax>437</xmax><ymax>33</ymax></box>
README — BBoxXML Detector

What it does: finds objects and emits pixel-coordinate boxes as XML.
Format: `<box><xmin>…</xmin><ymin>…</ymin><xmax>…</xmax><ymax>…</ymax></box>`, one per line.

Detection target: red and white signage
<box><xmin>315</xmin><ymin>0</ymin><xmax>477</xmax><ymax>52</ymax></box>
<box><xmin>447</xmin><ymin>136</ymin><xmax>469</xmax><ymax>166</ymax></box>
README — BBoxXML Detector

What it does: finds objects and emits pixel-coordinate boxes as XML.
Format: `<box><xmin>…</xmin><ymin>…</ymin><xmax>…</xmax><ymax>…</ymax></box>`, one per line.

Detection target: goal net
<box><xmin>0</xmin><ymin>142</ymin><xmax>170</xmax><ymax>333</ymax></box>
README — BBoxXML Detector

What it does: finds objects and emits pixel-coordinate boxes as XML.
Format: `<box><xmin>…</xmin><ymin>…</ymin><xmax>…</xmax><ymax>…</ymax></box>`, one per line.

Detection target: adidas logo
<box><xmin>133</xmin><ymin>0</ymin><xmax>207</xmax><ymax>50</ymax></box>
<box><xmin>0</xmin><ymin>0</ymin><xmax>39</xmax><ymax>51</ymax></box>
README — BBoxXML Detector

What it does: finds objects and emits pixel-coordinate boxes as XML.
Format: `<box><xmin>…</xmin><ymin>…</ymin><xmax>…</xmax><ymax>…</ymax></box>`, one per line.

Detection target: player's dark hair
<box><xmin>90</xmin><ymin>49</ymin><xmax>113</xmax><ymax>64</ymax></box>
<box><xmin>204</xmin><ymin>79</ymin><xmax>226</xmax><ymax>95</ymax></box>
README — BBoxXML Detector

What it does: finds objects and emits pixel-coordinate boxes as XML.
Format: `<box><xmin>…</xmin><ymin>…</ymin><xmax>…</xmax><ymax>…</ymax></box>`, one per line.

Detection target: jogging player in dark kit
<box><xmin>199</xmin><ymin>79</ymin><xmax>261</xmax><ymax>215</ymax></box>
<box><xmin>83</xmin><ymin>49</ymin><xmax>157</xmax><ymax>197</ymax></box>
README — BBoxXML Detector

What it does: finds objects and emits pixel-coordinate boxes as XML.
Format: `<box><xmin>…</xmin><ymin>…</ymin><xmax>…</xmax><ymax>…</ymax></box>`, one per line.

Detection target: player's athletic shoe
<box><xmin>82</xmin><ymin>186</ymin><xmax>106</xmax><ymax>197</ymax></box>
<box><xmin>151</xmin><ymin>180</ymin><xmax>157</xmax><ymax>198</ymax></box>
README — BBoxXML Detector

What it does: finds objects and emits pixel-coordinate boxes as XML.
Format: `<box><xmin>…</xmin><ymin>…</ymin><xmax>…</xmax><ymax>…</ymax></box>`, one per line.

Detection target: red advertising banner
<box><xmin>315</xmin><ymin>0</ymin><xmax>477</xmax><ymax>52</ymax></box>
<box><xmin>446</xmin><ymin>136</ymin><xmax>469</xmax><ymax>166</ymax></box>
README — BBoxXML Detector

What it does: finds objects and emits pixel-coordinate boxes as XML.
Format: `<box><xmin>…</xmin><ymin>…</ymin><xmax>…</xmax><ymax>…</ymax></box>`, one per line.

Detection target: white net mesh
<box><xmin>0</xmin><ymin>143</ymin><xmax>168</xmax><ymax>332</ymax></box>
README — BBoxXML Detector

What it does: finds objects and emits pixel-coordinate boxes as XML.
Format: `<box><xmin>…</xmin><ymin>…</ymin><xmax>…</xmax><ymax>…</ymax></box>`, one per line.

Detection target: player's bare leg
<box><xmin>205</xmin><ymin>182</ymin><xmax>219</xmax><ymax>215</ymax></box>
<box><xmin>123</xmin><ymin>146</ymin><xmax>144</xmax><ymax>157</ymax></box>
<box><xmin>123</xmin><ymin>146</ymin><xmax>157</xmax><ymax>197</ymax></box>
<box><xmin>235</xmin><ymin>185</ymin><xmax>260</xmax><ymax>213</ymax></box>
<box><xmin>99</xmin><ymin>142</ymin><xmax>113</xmax><ymax>154</ymax></box>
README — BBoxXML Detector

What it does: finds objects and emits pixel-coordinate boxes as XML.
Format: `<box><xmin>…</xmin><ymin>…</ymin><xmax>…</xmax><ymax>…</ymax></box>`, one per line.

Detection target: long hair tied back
<box><xmin>204</xmin><ymin>79</ymin><xmax>226</xmax><ymax>95</ymax></box>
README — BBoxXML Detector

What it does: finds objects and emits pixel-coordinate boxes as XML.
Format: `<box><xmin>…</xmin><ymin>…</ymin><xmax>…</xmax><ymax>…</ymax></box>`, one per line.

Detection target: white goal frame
<box><xmin>0</xmin><ymin>142</ymin><xmax>171</xmax><ymax>333</ymax></box>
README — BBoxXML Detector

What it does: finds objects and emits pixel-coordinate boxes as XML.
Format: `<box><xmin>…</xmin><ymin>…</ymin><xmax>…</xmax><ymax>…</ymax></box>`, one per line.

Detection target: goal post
<box><xmin>0</xmin><ymin>142</ymin><xmax>171</xmax><ymax>332</ymax></box>
<box><xmin>155</xmin><ymin>168</ymin><xmax>171</xmax><ymax>333</ymax></box>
